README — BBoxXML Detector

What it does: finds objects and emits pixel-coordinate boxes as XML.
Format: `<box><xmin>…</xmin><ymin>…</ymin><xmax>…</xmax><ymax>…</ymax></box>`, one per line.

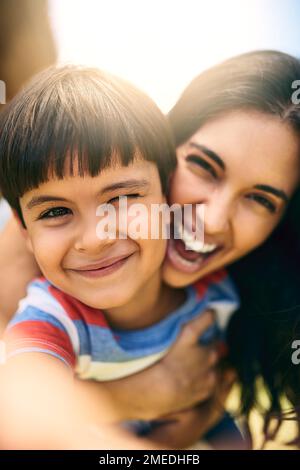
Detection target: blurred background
<box><xmin>49</xmin><ymin>0</ymin><xmax>300</xmax><ymax>111</ymax></box>
<box><xmin>2</xmin><ymin>0</ymin><xmax>299</xmax><ymax>224</ymax></box>
<box><xmin>1</xmin><ymin>0</ymin><xmax>300</xmax><ymax>112</ymax></box>
<box><xmin>1</xmin><ymin>0</ymin><xmax>300</xmax><ymax>242</ymax></box>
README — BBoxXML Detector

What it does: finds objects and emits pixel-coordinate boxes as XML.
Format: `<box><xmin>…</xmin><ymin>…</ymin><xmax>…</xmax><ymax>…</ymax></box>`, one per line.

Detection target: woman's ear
<box><xmin>12</xmin><ymin>210</ymin><xmax>33</xmax><ymax>253</ymax></box>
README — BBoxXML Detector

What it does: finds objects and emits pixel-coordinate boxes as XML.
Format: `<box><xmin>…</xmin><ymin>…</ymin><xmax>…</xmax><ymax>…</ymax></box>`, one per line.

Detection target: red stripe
<box><xmin>48</xmin><ymin>285</ymin><xmax>109</xmax><ymax>328</ymax></box>
<box><xmin>194</xmin><ymin>269</ymin><xmax>227</xmax><ymax>299</ymax></box>
<box><xmin>5</xmin><ymin>321</ymin><xmax>76</xmax><ymax>367</ymax></box>
<box><xmin>216</xmin><ymin>340</ymin><xmax>229</xmax><ymax>359</ymax></box>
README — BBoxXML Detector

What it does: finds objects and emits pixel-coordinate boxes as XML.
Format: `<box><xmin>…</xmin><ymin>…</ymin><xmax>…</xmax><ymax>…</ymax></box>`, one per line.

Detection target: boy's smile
<box><xmin>19</xmin><ymin>158</ymin><xmax>170</xmax><ymax>328</ymax></box>
<box><xmin>67</xmin><ymin>252</ymin><xmax>137</xmax><ymax>278</ymax></box>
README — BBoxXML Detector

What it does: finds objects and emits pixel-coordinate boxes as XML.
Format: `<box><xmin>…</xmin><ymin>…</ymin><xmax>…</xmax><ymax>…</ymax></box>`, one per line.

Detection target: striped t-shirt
<box><xmin>4</xmin><ymin>270</ymin><xmax>239</xmax><ymax>381</ymax></box>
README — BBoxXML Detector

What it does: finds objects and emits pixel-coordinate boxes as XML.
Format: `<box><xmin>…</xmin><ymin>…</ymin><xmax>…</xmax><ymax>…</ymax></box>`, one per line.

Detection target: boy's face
<box><xmin>19</xmin><ymin>158</ymin><xmax>167</xmax><ymax>310</ymax></box>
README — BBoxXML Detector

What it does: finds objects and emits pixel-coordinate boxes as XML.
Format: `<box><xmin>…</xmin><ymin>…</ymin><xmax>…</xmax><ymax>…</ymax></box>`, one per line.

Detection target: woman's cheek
<box><xmin>169</xmin><ymin>169</ymin><xmax>200</xmax><ymax>205</ymax></box>
<box><xmin>234</xmin><ymin>215</ymin><xmax>277</xmax><ymax>257</ymax></box>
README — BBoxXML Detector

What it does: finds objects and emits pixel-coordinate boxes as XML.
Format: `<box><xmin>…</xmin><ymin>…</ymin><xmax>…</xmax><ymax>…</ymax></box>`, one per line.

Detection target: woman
<box><xmin>1</xmin><ymin>50</ymin><xmax>300</xmax><ymax>446</ymax></box>
<box><xmin>163</xmin><ymin>49</ymin><xmax>300</xmax><ymax>446</ymax></box>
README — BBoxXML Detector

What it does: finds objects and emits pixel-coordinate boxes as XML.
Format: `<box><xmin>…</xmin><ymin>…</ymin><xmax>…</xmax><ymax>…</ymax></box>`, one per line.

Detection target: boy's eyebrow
<box><xmin>100</xmin><ymin>179</ymin><xmax>150</xmax><ymax>194</ymax></box>
<box><xmin>26</xmin><ymin>196</ymin><xmax>69</xmax><ymax>210</ymax></box>
<box><xmin>26</xmin><ymin>179</ymin><xmax>151</xmax><ymax>209</ymax></box>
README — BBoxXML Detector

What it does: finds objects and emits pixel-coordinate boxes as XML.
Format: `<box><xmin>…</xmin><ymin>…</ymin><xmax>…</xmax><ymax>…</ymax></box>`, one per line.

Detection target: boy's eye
<box><xmin>38</xmin><ymin>207</ymin><xmax>72</xmax><ymax>219</ymax></box>
<box><xmin>186</xmin><ymin>154</ymin><xmax>218</xmax><ymax>179</ymax></box>
<box><xmin>245</xmin><ymin>194</ymin><xmax>277</xmax><ymax>214</ymax></box>
<box><xmin>107</xmin><ymin>194</ymin><xmax>141</xmax><ymax>204</ymax></box>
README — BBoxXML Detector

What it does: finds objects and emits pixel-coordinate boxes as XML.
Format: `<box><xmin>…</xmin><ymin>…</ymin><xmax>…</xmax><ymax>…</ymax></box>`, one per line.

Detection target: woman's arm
<box><xmin>0</xmin><ymin>216</ymin><xmax>40</xmax><ymax>326</ymax></box>
<box><xmin>144</xmin><ymin>368</ymin><xmax>237</xmax><ymax>449</ymax></box>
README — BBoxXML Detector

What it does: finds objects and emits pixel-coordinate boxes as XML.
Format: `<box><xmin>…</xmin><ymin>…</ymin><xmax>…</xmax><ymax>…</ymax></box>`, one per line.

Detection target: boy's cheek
<box><xmin>12</xmin><ymin>211</ymin><xmax>34</xmax><ymax>254</ymax></box>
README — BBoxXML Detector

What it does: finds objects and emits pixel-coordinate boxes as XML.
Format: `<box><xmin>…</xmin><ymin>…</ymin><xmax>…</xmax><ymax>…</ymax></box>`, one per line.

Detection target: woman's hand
<box><xmin>145</xmin><ymin>368</ymin><xmax>237</xmax><ymax>449</ymax></box>
<box><xmin>0</xmin><ymin>216</ymin><xmax>40</xmax><ymax>327</ymax></box>
<box><xmin>88</xmin><ymin>310</ymin><xmax>219</xmax><ymax>421</ymax></box>
<box><xmin>158</xmin><ymin>310</ymin><xmax>219</xmax><ymax>413</ymax></box>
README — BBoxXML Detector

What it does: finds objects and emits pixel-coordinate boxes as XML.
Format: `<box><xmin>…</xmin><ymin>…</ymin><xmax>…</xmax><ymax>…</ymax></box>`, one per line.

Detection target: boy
<box><xmin>0</xmin><ymin>66</ymin><xmax>239</xmax><ymax>448</ymax></box>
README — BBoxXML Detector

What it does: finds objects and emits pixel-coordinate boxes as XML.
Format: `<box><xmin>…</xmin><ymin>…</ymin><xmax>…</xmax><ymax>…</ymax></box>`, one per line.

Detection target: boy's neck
<box><xmin>104</xmin><ymin>273</ymin><xmax>186</xmax><ymax>331</ymax></box>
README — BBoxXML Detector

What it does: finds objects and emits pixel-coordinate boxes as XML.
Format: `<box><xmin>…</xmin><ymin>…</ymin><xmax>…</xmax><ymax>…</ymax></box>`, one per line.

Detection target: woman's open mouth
<box><xmin>166</xmin><ymin>223</ymin><xmax>224</xmax><ymax>274</ymax></box>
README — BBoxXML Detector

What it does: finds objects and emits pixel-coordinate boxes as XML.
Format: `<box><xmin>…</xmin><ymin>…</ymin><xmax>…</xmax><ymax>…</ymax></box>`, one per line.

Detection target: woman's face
<box><xmin>163</xmin><ymin>110</ymin><xmax>300</xmax><ymax>288</ymax></box>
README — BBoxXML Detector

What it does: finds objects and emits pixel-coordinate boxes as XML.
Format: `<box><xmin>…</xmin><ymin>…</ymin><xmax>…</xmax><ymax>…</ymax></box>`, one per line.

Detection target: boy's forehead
<box><xmin>21</xmin><ymin>157</ymin><xmax>161</xmax><ymax>207</ymax></box>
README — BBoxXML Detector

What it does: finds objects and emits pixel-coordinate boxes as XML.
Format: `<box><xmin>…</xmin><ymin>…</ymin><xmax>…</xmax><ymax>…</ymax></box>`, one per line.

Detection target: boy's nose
<box><xmin>74</xmin><ymin>217</ymin><xmax>117</xmax><ymax>253</ymax></box>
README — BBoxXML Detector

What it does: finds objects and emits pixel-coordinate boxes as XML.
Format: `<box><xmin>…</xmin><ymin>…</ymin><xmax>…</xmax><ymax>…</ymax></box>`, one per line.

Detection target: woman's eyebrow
<box><xmin>254</xmin><ymin>184</ymin><xmax>289</xmax><ymax>203</ymax></box>
<box><xmin>189</xmin><ymin>143</ymin><xmax>225</xmax><ymax>170</ymax></box>
<box><xmin>26</xmin><ymin>196</ymin><xmax>69</xmax><ymax>210</ymax></box>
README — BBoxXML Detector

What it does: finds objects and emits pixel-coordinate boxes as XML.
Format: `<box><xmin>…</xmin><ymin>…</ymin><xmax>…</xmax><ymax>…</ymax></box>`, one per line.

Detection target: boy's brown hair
<box><xmin>0</xmin><ymin>65</ymin><xmax>176</xmax><ymax>224</ymax></box>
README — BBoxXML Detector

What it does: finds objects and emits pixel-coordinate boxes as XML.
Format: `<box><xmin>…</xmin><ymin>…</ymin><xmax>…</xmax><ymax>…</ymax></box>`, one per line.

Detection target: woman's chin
<box><xmin>162</xmin><ymin>260</ymin><xmax>198</xmax><ymax>288</ymax></box>
<box><xmin>162</xmin><ymin>251</ymin><xmax>206</xmax><ymax>288</ymax></box>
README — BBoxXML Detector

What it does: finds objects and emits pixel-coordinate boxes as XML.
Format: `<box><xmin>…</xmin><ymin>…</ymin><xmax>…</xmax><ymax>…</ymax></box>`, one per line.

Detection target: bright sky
<box><xmin>49</xmin><ymin>0</ymin><xmax>300</xmax><ymax>112</ymax></box>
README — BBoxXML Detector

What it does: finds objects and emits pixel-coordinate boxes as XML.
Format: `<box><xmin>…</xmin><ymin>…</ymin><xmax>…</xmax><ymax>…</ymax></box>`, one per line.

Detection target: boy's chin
<box><xmin>77</xmin><ymin>292</ymin><xmax>133</xmax><ymax>311</ymax></box>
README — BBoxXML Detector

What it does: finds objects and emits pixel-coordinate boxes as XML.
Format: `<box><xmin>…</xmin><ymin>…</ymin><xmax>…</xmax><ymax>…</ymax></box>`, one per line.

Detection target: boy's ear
<box><xmin>12</xmin><ymin>210</ymin><xmax>33</xmax><ymax>253</ymax></box>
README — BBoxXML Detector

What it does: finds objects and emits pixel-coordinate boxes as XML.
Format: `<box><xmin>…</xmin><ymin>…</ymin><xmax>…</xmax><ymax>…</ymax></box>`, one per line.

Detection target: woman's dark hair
<box><xmin>0</xmin><ymin>65</ymin><xmax>176</xmax><ymax>223</ymax></box>
<box><xmin>169</xmin><ymin>50</ymin><xmax>300</xmax><ymax>145</ymax></box>
<box><xmin>227</xmin><ymin>188</ymin><xmax>300</xmax><ymax>448</ymax></box>
<box><xmin>168</xmin><ymin>50</ymin><xmax>300</xmax><ymax>447</ymax></box>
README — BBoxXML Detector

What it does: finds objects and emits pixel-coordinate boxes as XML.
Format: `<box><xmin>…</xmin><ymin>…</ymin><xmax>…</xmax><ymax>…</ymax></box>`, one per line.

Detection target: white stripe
<box><xmin>76</xmin><ymin>351</ymin><xmax>167</xmax><ymax>381</ymax></box>
<box><xmin>209</xmin><ymin>300</ymin><xmax>238</xmax><ymax>330</ymax></box>
<box><xmin>17</xmin><ymin>285</ymin><xmax>80</xmax><ymax>355</ymax></box>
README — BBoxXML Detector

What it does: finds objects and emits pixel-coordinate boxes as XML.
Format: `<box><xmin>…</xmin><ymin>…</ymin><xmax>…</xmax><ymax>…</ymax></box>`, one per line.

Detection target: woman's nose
<box><xmin>203</xmin><ymin>194</ymin><xmax>232</xmax><ymax>236</ymax></box>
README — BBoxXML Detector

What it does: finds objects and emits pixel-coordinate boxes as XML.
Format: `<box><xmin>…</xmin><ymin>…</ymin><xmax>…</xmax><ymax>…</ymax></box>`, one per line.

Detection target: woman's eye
<box><xmin>39</xmin><ymin>207</ymin><xmax>72</xmax><ymax>219</ymax></box>
<box><xmin>108</xmin><ymin>194</ymin><xmax>141</xmax><ymax>204</ymax></box>
<box><xmin>246</xmin><ymin>194</ymin><xmax>276</xmax><ymax>213</ymax></box>
<box><xmin>186</xmin><ymin>154</ymin><xmax>218</xmax><ymax>178</ymax></box>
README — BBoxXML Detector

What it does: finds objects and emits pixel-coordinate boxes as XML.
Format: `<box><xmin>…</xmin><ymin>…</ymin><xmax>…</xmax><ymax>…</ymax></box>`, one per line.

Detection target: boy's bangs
<box><xmin>10</xmin><ymin>90</ymin><xmax>143</xmax><ymax>198</ymax></box>
<box><xmin>0</xmin><ymin>66</ymin><xmax>177</xmax><ymax>218</ymax></box>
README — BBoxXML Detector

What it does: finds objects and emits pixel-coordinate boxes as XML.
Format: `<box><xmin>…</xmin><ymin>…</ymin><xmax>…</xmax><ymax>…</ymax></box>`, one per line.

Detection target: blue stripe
<box><xmin>29</xmin><ymin>278</ymin><xmax>51</xmax><ymax>291</ymax></box>
<box><xmin>8</xmin><ymin>306</ymin><xmax>68</xmax><ymax>334</ymax></box>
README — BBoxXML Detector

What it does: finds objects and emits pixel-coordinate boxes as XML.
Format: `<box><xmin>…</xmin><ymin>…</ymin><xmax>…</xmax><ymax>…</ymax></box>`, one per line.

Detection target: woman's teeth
<box><xmin>185</xmin><ymin>240</ymin><xmax>218</xmax><ymax>253</ymax></box>
<box><xmin>175</xmin><ymin>223</ymin><xmax>218</xmax><ymax>253</ymax></box>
